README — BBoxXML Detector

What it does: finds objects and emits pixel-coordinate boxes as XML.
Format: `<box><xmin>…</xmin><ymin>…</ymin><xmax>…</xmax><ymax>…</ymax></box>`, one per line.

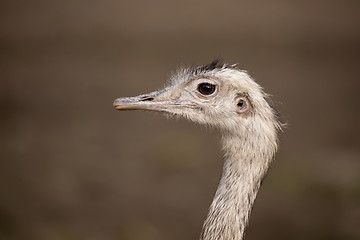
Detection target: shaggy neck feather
<box><xmin>200</xmin><ymin>127</ymin><xmax>276</xmax><ymax>240</ymax></box>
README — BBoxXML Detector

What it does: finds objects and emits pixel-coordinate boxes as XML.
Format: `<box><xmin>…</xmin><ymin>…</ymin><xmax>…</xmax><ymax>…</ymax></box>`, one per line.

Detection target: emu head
<box><xmin>114</xmin><ymin>61</ymin><xmax>281</xmax><ymax>140</ymax></box>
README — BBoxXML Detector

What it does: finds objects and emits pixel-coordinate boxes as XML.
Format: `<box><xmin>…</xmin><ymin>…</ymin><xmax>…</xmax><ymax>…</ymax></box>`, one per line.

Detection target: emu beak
<box><xmin>113</xmin><ymin>88</ymin><xmax>179</xmax><ymax>112</ymax></box>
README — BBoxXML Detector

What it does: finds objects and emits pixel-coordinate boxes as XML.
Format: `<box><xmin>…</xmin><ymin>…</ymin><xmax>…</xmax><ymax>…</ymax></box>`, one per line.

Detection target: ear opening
<box><xmin>235</xmin><ymin>93</ymin><xmax>253</xmax><ymax>115</ymax></box>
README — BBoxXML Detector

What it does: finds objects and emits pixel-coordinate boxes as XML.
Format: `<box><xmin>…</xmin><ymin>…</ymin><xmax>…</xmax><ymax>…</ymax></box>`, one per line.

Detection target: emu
<box><xmin>113</xmin><ymin>60</ymin><xmax>282</xmax><ymax>240</ymax></box>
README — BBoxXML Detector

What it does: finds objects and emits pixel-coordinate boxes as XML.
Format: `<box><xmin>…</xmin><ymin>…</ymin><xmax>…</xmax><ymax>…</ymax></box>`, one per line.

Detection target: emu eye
<box><xmin>197</xmin><ymin>83</ymin><xmax>216</xmax><ymax>95</ymax></box>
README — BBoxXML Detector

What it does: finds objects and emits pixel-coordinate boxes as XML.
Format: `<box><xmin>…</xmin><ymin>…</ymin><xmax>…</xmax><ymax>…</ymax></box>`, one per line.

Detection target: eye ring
<box><xmin>197</xmin><ymin>82</ymin><xmax>216</xmax><ymax>96</ymax></box>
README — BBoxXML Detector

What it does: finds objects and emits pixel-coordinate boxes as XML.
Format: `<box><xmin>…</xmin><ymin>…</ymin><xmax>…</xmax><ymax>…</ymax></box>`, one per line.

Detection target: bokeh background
<box><xmin>1</xmin><ymin>1</ymin><xmax>360</xmax><ymax>239</ymax></box>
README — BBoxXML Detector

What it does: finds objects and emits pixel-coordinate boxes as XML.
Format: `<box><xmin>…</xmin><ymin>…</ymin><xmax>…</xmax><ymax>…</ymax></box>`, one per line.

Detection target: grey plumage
<box><xmin>113</xmin><ymin>60</ymin><xmax>282</xmax><ymax>240</ymax></box>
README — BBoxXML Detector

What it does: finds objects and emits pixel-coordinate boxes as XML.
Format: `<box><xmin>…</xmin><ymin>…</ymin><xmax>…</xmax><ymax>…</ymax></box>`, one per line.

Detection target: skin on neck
<box><xmin>200</xmin><ymin>126</ymin><xmax>277</xmax><ymax>240</ymax></box>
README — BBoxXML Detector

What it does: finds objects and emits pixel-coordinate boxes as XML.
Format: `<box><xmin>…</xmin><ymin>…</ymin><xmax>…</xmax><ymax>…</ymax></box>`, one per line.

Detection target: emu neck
<box><xmin>200</xmin><ymin>131</ymin><xmax>274</xmax><ymax>240</ymax></box>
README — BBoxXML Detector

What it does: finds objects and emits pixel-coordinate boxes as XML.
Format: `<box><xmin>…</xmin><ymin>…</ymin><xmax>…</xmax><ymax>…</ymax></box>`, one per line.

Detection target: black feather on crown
<box><xmin>191</xmin><ymin>59</ymin><xmax>237</xmax><ymax>75</ymax></box>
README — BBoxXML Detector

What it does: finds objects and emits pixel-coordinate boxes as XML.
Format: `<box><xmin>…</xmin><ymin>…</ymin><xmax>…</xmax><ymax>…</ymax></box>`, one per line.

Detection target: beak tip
<box><xmin>113</xmin><ymin>98</ymin><xmax>124</xmax><ymax>110</ymax></box>
<box><xmin>113</xmin><ymin>97</ymin><xmax>139</xmax><ymax>110</ymax></box>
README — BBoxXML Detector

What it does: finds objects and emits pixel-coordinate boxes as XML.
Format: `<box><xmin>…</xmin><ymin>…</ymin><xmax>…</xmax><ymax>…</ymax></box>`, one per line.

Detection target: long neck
<box><xmin>200</xmin><ymin>130</ymin><xmax>277</xmax><ymax>240</ymax></box>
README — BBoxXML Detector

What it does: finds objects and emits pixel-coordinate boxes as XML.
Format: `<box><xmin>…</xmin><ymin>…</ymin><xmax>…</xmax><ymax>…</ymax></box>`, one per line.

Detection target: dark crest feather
<box><xmin>191</xmin><ymin>59</ymin><xmax>235</xmax><ymax>75</ymax></box>
<box><xmin>199</xmin><ymin>59</ymin><xmax>223</xmax><ymax>71</ymax></box>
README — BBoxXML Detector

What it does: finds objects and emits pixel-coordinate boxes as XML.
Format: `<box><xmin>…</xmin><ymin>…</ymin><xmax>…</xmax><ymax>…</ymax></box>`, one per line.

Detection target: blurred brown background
<box><xmin>1</xmin><ymin>0</ymin><xmax>360</xmax><ymax>240</ymax></box>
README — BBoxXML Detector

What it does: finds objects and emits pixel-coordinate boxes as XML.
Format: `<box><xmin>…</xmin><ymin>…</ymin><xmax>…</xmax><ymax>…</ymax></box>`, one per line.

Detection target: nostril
<box><xmin>140</xmin><ymin>96</ymin><xmax>154</xmax><ymax>101</ymax></box>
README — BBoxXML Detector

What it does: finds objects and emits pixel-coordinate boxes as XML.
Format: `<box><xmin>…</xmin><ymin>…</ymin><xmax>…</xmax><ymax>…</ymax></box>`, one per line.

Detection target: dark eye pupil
<box><xmin>198</xmin><ymin>83</ymin><xmax>216</xmax><ymax>95</ymax></box>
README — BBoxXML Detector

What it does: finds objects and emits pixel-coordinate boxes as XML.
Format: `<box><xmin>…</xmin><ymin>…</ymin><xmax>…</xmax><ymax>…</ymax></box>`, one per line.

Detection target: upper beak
<box><xmin>113</xmin><ymin>88</ymin><xmax>175</xmax><ymax>112</ymax></box>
